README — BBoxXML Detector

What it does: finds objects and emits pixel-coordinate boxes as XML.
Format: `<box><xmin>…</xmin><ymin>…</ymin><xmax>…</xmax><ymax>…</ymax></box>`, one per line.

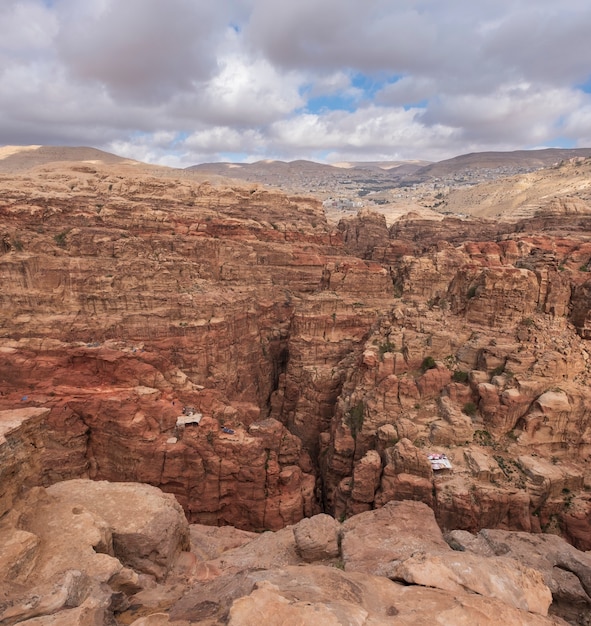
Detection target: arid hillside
<box><xmin>441</xmin><ymin>156</ymin><xmax>591</xmax><ymax>219</ymax></box>
<box><xmin>410</xmin><ymin>147</ymin><xmax>591</xmax><ymax>181</ymax></box>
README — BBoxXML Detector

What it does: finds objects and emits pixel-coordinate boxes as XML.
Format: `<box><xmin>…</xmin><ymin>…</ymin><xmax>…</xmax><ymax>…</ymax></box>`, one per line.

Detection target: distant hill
<box><xmin>188</xmin><ymin>149</ymin><xmax>591</xmax><ymax>195</ymax></box>
<box><xmin>186</xmin><ymin>158</ymin><xmax>427</xmax><ymax>198</ymax></box>
<box><xmin>331</xmin><ymin>160</ymin><xmax>431</xmax><ymax>174</ymax></box>
<box><xmin>409</xmin><ymin>148</ymin><xmax>591</xmax><ymax>181</ymax></box>
<box><xmin>188</xmin><ymin>158</ymin><xmax>428</xmax><ymax>179</ymax></box>
<box><xmin>190</xmin><ymin>159</ymin><xmax>345</xmax><ymax>178</ymax></box>
<box><xmin>441</xmin><ymin>155</ymin><xmax>591</xmax><ymax>219</ymax></box>
<box><xmin>0</xmin><ymin>145</ymin><xmax>137</xmax><ymax>173</ymax></box>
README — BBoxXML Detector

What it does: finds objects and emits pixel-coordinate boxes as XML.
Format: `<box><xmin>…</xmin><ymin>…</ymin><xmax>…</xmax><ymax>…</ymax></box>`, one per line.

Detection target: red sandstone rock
<box><xmin>340</xmin><ymin>500</ymin><xmax>449</xmax><ymax>576</ymax></box>
<box><xmin>2</xmin><ymin>162</ymin><xmax>591</xmax><ymax>554</ymax></box>
<box><xmin>292</xmin><ymin>513</ymin><xmax>340</xmax><ymax>562</ymax></box>
<box><xmin>393</xmin><ymin>551</ymin><xmax>552</xmax><ymax>615</ymax></box>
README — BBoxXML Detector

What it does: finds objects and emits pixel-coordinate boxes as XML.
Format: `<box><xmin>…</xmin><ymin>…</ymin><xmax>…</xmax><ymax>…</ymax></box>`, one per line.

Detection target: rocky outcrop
<box><xmin>1</xmin><ymin>161</ymin><xmax>591</xmax><ymax>553</ymax></box>
<box><xmin>0</xmin><ymin>479</ymin><xmax>189</xmax><ymax>625</ymax></box>
<box><xmin>0</xmin><ymin>163</ymin><xmax>394</xmax><ymax>530</ymax></box>
<box><xmin>0</xmin><ymin>407</ymin><xmax>51</xmax><ymax>517</ymax></box>
<box><xmin>17</xmin><ymin>486</ymin><xmax>582</xmax><ymax>626</ymax></box>
<box><xmin>2</xmin><ymin>474</ymin><xmax>589</xmax><ymax>624</ymax></box>
<box><xmin>448</xmin><ymin>527</ymin><xmax>591</xmax><ymax>625</ymax></box>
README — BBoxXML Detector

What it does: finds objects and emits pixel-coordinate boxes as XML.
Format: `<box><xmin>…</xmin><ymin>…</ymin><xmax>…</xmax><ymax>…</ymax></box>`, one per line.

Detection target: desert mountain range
<box><xmin>1</xmin><ymin>144</ymin><xmax>591</xmax><ymax>624</ymax></box>
<box><xmin>4</xmin><ymin>143</ymin><xmax>591</xmax><ymax>223</ymax></box>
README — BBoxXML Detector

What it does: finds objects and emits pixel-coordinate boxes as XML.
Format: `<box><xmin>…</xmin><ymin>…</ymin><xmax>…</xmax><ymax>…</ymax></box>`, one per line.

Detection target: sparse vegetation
<box><xmin>467</xmin><ymin>286</ymin><xmax>478</xmax><ymax>299</ymax></box>
<box><xmin>346</xmin><ymin>400</ymin><xmax>365</xmax><ymax>438</ymax></box>
<box><xmin>463</xmin><ymin>401</ymin><xmax>477</xmax><ymax>416</ymax></box>
<box><xmin>452</xmin><ymin>370</ymin><xmax>469</xmax><ymax>383</ymax></box>
<box><xmin>54</xmin><ymin>230</ymin><xmax>69</xmax><ymax>248</ymax></box>
<box><xmin>474</xmin><ymin>429</ymin><xmax>493</xmax><ymax>446</ymax></box>
<box><xmin>421</xmin><ymin>356</ymin><xmax>436</xmax><ymax>372</ymax></box>
<box><xmin>490</xmin><ymin>364</ymin><xmax>505</xmax><ymax>377</ymax></box>
<box><xmin>378</xmin><ymin>340</ymin><xmax>395</xmax><ymax>358</ymax></box>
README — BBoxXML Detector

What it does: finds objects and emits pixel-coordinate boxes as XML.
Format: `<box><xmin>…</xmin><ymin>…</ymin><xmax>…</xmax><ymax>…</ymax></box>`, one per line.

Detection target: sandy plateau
<box><xmin>0</xmin><ymin>147</ymin><xmax>591</xmax><ymax>624</ymax></box>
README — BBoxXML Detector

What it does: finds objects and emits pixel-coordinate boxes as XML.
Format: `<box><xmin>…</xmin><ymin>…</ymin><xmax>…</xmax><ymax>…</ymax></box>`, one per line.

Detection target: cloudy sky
<box><xmin>2</xmin><ymin>0</ymin><xmax>591</xmax><ymax>166</ymax></box>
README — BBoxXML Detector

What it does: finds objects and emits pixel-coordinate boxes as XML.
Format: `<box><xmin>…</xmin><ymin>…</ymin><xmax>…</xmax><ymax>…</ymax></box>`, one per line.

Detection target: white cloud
<box><xmin>1</xmin><ymin>0</ymin><xmax>591</xmax><ymax>164</ymax></box>
<box><xmin>422</xmin><ymin>85</ymin><xmax>585</xmax><ymax>145</ymax></box>
<box><xmin>0</xmin><ymin>0</ymin><xmax>58</xmax><ymax>53</ymax></box>
<box><xmin>53</xmin><ymin>0</ymin><xmax>230</xmax><ymax>102</ymax></box>
<box><xmin>307</xmin><ymin>72</ymin><xmax>353</xmax><ymax>98</ymax></box>
<box><xmin>183</xmin><ymin>127</ymin><xmax>263</xmax><ymax>153</ymax></box>
<box><xmin>563</xmin><ymin>98</ymin><xmax>591</xmax><ymax>146</ymax></box>
<box><xmin>376</xmin><ymin>77</ymin><xmax>437</xmax><ymax>107</ymax></box>
<box><xmin>194</xmin><ymin>54</ymin><xmax>305</xmax><ymax>125</ymax></box>
<box><xmin>268</xmin><ymin>106</ymin><xmax>460</xmax><ymax>161</ymax></box>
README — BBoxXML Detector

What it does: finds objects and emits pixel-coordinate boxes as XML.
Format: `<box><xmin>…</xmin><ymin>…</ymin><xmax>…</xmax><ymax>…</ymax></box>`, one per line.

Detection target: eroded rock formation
<box><xmin>0</xmin><ymin>160</ymin><xmax>590</xmax><ymax>562</ymax></box>
<box><xmin>3</xmin><ymin>482</ymin><xmax>587</xmax><ymax>624</ymax></box>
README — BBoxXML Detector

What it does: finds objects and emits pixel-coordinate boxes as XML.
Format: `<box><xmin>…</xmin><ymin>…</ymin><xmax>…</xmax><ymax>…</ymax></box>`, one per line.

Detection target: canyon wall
<box><xmin>0</xmin><ymin>162</ymin><xmax>590</xmax><ymax>548</ymax></box>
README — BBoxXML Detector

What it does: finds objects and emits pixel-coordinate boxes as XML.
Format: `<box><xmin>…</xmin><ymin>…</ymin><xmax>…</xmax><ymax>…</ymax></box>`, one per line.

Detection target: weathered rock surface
<box><xmin>46</xmin><ymin>479</ymin><xmax>190</xmax><ymax>580</ymax></box>
<box><xmin>0</xmin><ymin>479</ymin><xmax>189</xmax><ymax>625</ymax></box>
<box><xmin>448</xmin><ymin>527</ymin><xmax>591</xmax><ymax>625</ymax></box>
<box><xmin>340</xmin><ymin>500</ymin><xmax>450</xmax><ymax>576</ymax></box>
<box><xmin>1</xmin><ymin>156</ymin><xmax>591</xmax><ymax>604</ymax></box>
<box><xmin>225</xmin><ymin>567</ymin><xmax>562</xmax><ymax>626</ymax></box>
<box><xmin>2</xmin><ymin>479</ymin><xmax>586</xmax><ymax>625</ymax></box>
<box><xmin>0</xmin><ymin>162</ymin><xmax>391</xmax><ymax>531</ymax></box>
<box><xmin>319</xmin><ymin>220</ymin><xmax>591</xmax><ymax>545</ymax></box>
<box><xmin>0</xmin><ymin>407</ymin><xmax>51</xmax><ymax>517</ymax></box>
<box><xmin>392</xmin><ymin>551</ymin><xmax>552</xmax><ymax>615</ymax></box>
<box><xmin>292</xmin><ymin>513</ymin><xmax>340</xmax><ymax>561</ymax></box>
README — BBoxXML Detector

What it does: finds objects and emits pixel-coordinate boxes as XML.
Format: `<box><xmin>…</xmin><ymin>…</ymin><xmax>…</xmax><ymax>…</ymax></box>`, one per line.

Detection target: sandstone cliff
<box><xmin>0</xmin><ymin>159</ymin><xmax>590</xmax><ymax>554</ymax></box>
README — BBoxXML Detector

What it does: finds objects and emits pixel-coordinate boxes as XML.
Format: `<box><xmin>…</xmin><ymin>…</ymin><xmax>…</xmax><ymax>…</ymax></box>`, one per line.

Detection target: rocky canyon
<box><xmin>1</xmin><ymin>149</ymin><xmax>591</xmax><ymax>624</ymax></box>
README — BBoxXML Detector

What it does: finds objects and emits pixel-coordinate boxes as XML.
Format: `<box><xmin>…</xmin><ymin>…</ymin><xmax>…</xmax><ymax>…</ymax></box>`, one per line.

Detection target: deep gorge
<box><xmin>1</xmin><ymin>161</ymin><xmax>591</xmax><ymax>551</ymax></box>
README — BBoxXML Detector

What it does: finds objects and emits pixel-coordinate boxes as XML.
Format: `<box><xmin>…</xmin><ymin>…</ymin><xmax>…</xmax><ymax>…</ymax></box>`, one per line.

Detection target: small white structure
<box><xmin>428</xmin><ymin>453</ymin><xmax>452</xmax><ymax>471</ymax></box>
<box><xmin>176</xmin><ymin>413</ymin><xmax>202</xmax><ymax>427</ymax></box>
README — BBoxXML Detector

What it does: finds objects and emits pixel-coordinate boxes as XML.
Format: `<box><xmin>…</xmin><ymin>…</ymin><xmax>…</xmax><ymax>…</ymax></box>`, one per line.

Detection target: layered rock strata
<box><xmin>0</xmin><ymin>161</ymin><xmax>590</xmax><ymax>550</ymax></box>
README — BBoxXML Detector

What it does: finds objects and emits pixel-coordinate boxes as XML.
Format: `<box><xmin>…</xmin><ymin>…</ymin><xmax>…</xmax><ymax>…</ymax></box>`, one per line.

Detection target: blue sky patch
<box><xmin>306</xmin><ymin>93</ymin><xmax>357</xmax><ymax>114</ymax></box>
<box><xmin>576</xmin><ymin>76</ymin><xmax>591</xmax><ymax>94</ymax></box>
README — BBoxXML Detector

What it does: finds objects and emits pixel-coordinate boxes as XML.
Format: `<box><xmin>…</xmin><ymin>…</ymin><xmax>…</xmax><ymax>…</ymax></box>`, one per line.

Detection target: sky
<box><xmin>2</xmin><ymin>0</ymin><xmax>591</xmax><ymax>167</ymax></box>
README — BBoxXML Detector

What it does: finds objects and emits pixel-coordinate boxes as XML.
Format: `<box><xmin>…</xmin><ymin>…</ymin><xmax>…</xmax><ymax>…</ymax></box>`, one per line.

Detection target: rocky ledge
<box><xmin>1</xmin><ymin>479</ymin><xmax>589</xmax><ymax>625</ymax></box>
